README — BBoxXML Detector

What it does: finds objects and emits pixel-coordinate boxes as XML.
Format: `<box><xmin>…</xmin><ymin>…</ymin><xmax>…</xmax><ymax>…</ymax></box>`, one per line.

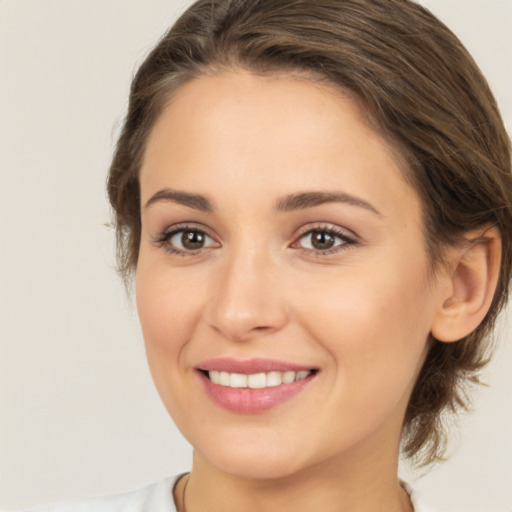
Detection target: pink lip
<box><xmin>196</xmin><ymin>358</ymin><xmax>317</xmax><ymax>414</ymax></box>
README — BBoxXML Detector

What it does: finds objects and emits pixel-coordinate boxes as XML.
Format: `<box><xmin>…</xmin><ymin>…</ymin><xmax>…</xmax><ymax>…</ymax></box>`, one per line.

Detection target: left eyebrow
<box><xmin>275</xmin><ymin>191</ymin><xmax>381</xmax><ymax>216</ymax></box>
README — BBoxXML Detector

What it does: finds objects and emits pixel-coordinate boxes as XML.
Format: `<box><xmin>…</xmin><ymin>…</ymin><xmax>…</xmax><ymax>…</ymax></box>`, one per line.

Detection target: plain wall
<box><xmin>0</xmin><ymin>1</ymin><xmax>511</xmax><ymax>510</ymax></box>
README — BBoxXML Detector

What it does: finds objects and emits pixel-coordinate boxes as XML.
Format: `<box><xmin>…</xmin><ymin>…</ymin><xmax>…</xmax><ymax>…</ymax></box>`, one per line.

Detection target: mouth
<box><xmin>196</xmin><ymin>358</ymin><xmax>318</xmax><ymax>414</ymax></box>
<box><xmin>200</xmin><ymin>369</ymin><xmax>315</xmax><ymax>389</ymax></box>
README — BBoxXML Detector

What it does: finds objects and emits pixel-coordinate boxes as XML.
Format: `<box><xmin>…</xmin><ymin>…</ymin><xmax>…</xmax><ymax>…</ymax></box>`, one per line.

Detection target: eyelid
<box><xmin>152</xmin><ymin>222</ymin><xmax>220</xmax><ymax>255</ymax></box>
<box><xmin>151</xmin><ymin>221</ymin><xmax>358</xmax><ymax>257</ymax></box>
<box><xmin>291</xmin><ymin>223</ymin><xmax>359</xmax><ymax>254</ymax></box>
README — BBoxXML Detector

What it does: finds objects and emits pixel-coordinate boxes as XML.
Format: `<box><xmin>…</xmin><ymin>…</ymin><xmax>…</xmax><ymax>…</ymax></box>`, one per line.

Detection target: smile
<box><xmin>196</xmin><ymin>359</ymin><xmax>318</xmax><ymax>414</ymax></box>
<box><xmin>205</xmin><ymin>370</ymin><xmax>312</xmax><ymax>389</ymax></box>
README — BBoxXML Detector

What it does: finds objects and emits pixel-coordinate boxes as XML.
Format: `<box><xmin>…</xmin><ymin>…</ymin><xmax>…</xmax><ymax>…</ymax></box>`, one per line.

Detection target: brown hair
<box><xmin>108</xmin><ymin>0</ymin><xmax>512</xmax><ymax>466</ymax></box>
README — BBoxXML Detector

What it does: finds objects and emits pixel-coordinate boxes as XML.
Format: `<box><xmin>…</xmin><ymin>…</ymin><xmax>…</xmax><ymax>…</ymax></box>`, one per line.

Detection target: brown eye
<box><xmin>181</xmin><ymin>230</ymin><xmax>206</xmax><ymax>250</ymax></box>
<box><xmin>166</xmin><ymin>228</ymin><xmax>217</xmax><ymax>253</ymax></box>
<box><xmin>309</xmin><ymin>231</ymin><xmax>336</xmax><ymax>250</ymax></box>
<box><xmin>295</xmin><ymin>228</ymin><xmax>354</xmax><ymax>254</ymax></box>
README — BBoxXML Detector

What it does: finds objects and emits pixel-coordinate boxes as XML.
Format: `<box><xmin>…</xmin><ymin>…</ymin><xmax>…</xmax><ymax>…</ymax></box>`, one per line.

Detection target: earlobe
<box><xmin>431</xmin><ymin>226</ymin><xmax>501</xmax><ymax>343</ymax></box>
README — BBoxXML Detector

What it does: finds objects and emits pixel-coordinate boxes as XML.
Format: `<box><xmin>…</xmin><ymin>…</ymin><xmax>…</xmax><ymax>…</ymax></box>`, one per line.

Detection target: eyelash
<box><xmin>152</xmin><ymin>223</ymin><xmax>217</xmax><ymax>257</ymax></box>
<box><xmin>292</xmin><ymin>224</ymin><xmax>358</xmax><ymax>255</ymax></box>
<box><xmin>152</xmin><ymin>223</ymin><xmax>358</xmax><ymax>257</ymax></box>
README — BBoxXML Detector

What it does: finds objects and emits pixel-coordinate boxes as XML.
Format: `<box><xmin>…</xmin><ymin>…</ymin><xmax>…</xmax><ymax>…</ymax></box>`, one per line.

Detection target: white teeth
<box><xmin>207</xmin><ymin>370</ymin><xmax>313</xmax><ymax>388</ymax></box>
<box><xmin>266</xmin><ymin>371</ymin><xmax>282</xmax><ymax>387</ymax></box>
<box><xmin>247</xmin><ymin>373</ymin><xmax>267</xmax><ymax>389</ymax></box>
<box><xmin>282</xmin><ymin>371</ymin><xmax>296</xmax><ymax>384</ymax></box>
<box><xmin>210</xmin><ymin>370</ymin><xmax>221</xmax><ymax>384</ymax></box>
<box><xmin>230</xmin><ymin>373</ymin><xmax>248</xmax><ymax>388</ymax></box>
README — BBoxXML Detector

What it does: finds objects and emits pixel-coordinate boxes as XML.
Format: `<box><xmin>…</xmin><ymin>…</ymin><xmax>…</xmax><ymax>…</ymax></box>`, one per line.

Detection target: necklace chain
<box><xmin>181</xmin><ymin>474</ymin><xmax>189</xmax><ymax>512</ymax></box>
<box><xmin>178</xmin><ymin>474</ymin><xmax>412</xmax><ymax>512</ymax></box>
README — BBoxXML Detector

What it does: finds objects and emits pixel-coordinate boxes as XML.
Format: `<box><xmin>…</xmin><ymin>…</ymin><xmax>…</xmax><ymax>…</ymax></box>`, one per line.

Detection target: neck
<box><xmin>177</xmin><ymin>444</ymin><xmax>413</xmax><ymax>512</ymax></box>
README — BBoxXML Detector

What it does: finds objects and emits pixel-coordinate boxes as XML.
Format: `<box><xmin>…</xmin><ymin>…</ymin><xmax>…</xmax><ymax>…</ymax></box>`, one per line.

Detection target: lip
<box><xmin>196</xmin><ymin>358</ymin><xmax>317</xmax><ymax>414</ymax></box>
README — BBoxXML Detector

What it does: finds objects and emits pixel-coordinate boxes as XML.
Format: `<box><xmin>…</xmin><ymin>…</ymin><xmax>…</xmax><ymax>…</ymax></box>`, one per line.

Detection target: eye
<box><xmin>154</xmin><ymin>226</ymin><xmax>219</xmax><ymax>255</ymax></box>
<box><xmin>170</xmin><ymin>229</ymin><xmax>212</xmax><ymax>250</ymax></box>
<box><xmin>293</xmin><ymin>226</ymin><xmax>356</xmax><ymax>254</ymax></box>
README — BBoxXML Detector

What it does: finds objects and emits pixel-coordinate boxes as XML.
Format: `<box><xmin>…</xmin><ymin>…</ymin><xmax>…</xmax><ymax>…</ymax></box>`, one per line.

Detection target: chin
<box><xmin>210</xmin><ymin>452</ymin><xmax>306</xmax><ymax>481</ymax></box>
<box><xmin>193</xmin><ymin>431</ymin><xmax>314</xmax><ymax>481</ymax></box>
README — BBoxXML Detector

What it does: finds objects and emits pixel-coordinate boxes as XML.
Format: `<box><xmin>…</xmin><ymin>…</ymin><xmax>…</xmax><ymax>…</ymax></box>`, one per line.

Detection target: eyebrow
<box><xmin>275</xmin><ymin>191</ymin><xmax>381</xmax><ymax>215</ymax></box>
<box><xmin>143</xmin><ymin>188</ymin><xmax>380</xmax><ymax>216</ymax></box>
<box><xmin>144</xmin><ymin>189</ymin><xmax>213</xmax><ymax>212</ymax></box>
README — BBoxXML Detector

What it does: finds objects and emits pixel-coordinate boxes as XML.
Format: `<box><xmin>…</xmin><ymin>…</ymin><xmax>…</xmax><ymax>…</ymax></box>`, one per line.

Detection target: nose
<box><xmin>205</xmin><ymin>246</ymin><xmax>288</xmax><ymax>342</ymax></box>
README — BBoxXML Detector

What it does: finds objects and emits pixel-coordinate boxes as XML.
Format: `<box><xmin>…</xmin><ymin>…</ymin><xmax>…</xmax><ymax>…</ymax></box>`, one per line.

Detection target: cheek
<box><xmin>135</xmin><ymin>263</ymin><xmax>209</xmax><ymax>425</ymax></box>
<box><xmin>298</xmin><ymin>269</ymin><xmax>429</xmax><ymax>340</ymax></box>
<box><xmin>299</xmin><ymin>269</ymin><xmax>432</xmax><ymax>436</ymax></box>
<box><xmin>136</xmin><ymin>263</ymin><xmax>203</xmax><ymax>347</ymax></box>
<box><xmin>135</xmin><ymin>262</ymin><xmax>207</xmax><ymax>401</ymax></box>
<box><xmin>294</xmin><ymin>260</ymin><xmax>433</xmax><ymax>389</ymax></box>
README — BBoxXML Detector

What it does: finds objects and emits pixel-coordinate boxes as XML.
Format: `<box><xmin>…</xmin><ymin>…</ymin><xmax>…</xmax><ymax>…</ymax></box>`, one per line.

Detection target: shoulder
<box><xmin>402</xmin><ymin>481</ymin><xmax>435</xmax><ymax>512</ymax></box>
<box><xmin>9</xmin><ymin>476</ymin><xmax>180</xmax><ymax>512</ymax></box>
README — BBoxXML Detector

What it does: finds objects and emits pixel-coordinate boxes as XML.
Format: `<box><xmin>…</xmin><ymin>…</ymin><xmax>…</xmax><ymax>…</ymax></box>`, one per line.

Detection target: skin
<box><xmin>136</xmin><ymin>70</ymin><xmax>467</xmax><ymax>512</ymax></box>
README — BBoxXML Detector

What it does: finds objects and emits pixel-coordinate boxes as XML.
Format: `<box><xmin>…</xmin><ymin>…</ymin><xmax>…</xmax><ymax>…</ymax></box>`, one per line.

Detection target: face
<box><xmin>136</xmin><ymin>70</ymin><xmax>445</xmax><ymax>480</ymax></box>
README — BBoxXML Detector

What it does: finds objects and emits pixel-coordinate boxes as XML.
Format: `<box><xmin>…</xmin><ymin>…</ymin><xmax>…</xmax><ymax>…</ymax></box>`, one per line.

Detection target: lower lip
<box><xmin>198</xmin><ymin>372</ymin><xmax>315</xmax><ymax>414</ymax></box>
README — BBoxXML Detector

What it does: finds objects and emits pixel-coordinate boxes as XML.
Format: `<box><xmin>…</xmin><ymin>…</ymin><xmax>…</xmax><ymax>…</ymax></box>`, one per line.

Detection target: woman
<box><xmin>13</xmin><ymin>0</ymin><xmax>511</xmax><ymax>511</ymax></box>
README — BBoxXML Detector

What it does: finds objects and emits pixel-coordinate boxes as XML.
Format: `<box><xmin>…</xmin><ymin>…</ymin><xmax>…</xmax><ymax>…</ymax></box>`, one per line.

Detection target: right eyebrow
<box><xmin>143</xmin><ymin>189</ymin><xmax>213</xmax><ymax>212</ymax></box>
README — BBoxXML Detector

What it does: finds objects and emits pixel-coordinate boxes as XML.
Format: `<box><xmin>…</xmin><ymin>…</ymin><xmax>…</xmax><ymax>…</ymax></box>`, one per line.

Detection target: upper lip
<box><xmin>196</xmin><ymin>358</ymin><xmax>316</xmax><ymax>374</ymax></box>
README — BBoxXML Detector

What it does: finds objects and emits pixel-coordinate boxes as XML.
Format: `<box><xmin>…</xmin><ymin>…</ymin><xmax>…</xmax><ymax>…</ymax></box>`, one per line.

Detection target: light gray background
<box><xmin>0</xmin><ymin>1</ymin><xmax>511</xmax><ymax>510</ymax></box>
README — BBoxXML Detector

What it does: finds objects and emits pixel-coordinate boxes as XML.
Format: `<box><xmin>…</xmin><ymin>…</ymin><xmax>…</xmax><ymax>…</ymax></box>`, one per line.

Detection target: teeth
<box><xmin>207</xmin><ymin>370</ymin><xmax>312</xmax><ymax>388</ymax></box>
<box><xmin>247</xmin><ymin>372</ymin><xmax>267</xmax><ymax>389</ymax></box>
<box><xmin>296</xmin><ymin>370</ymin><xmax>310</xmax><ymax>380</ymax></box>
<box><xmin>230</xmin><ymin>373</ymin><xmax>247</xmax><ymax>388</ymax></box>
<box><xmin>282</xmin><ymin>371</ymin><xmax>296</xmax><ymax>384</ymax></box>
<box><xmin>266</xmin><ymin>371</ymin><xmax>282</xmax><ymax>387</ymax></box>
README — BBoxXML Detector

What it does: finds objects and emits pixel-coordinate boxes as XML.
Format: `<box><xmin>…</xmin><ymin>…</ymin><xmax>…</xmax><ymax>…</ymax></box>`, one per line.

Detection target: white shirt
<box><xmin>9</xmin><ymin>478</ymin><xmax>178</xmax><ymax>512</ymax></box>
<box><xmin>8</xmin><ymin>476</ymin><xmax>433</xmax><ymax>511</ymax></box>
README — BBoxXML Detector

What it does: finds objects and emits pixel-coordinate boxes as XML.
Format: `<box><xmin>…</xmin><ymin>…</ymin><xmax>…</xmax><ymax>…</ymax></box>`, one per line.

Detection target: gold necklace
<box><xmin>180</xmin><ymin>474</ymin><xmax>189</xmax><ymax>512</ymax></box>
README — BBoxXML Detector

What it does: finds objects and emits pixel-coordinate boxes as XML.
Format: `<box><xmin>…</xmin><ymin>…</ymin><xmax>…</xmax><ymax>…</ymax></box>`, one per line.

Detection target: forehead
<box><xmin>140</xmin><ymin>70</ymin><xmax>419</xmax><ymax>220</ymax></box>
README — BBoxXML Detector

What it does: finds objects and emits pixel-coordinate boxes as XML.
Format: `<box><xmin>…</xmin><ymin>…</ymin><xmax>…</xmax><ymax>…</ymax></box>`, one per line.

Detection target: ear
<box><xmin>431</xmin><ymin>226</ymin><xmax>502</xmax><ymax>343</ymax></box>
